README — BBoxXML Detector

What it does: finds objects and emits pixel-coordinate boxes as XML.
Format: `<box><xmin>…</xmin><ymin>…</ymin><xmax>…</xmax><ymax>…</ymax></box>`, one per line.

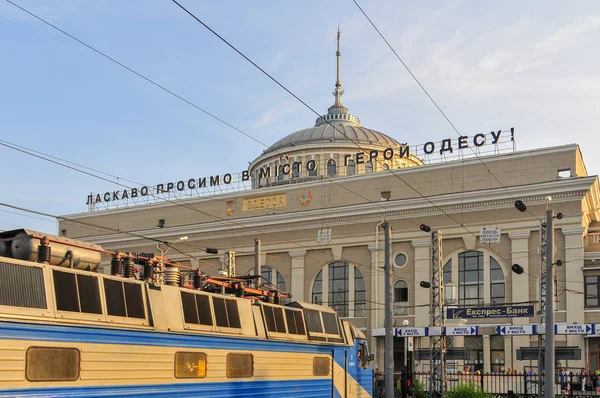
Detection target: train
<box><xmin>0</xmin><ymin>229</ymin><xmax>373</xmax><ymax>397</ymax></box>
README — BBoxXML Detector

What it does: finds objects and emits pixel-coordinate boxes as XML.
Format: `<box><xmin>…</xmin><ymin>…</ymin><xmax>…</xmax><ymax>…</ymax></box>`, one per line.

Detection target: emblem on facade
<box><xmin>298</xmin><ymin>190</ymin><xmax>313</xmax><ymax>206</ymax></box>
<box><xmin>226</xmin><ymin>200</ymin><xmax>233</xmax><ymax>216</ymax></box>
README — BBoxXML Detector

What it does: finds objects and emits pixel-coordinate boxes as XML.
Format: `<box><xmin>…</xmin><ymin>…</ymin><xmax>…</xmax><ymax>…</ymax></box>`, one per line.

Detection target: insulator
<box><xmin>143</xmin><ymin>262</ymin><xmax>154</xmax><ymax>281</ymax></box>
<box><xmin>111</xmin><ymin>255</ymin><xmax>123</xmax><ymax>276</ymax></box>
<box><xmin>164</xmin><ymin>267</ymin><xmax>180</xmax><ymax>286</ymax></box>
<box><xmin>194</xmin><ymin>271</ymin><xmax>202</xmax><ymax>290</ymax></box>
<box><xmin>122</xmin><ymin>257</ymin><xmax>134</xmax><ymax>278</ymax></box>
<box><xmin>37</xmin><ymin>237</ymin><xmax>51</xmax><ymax>264</ymax></box>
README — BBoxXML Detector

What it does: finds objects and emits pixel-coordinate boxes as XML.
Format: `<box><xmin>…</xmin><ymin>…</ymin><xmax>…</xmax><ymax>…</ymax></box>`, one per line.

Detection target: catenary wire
<box><xmin>350</xmin><ymin>0</ymin><xmax>542</xmax><ymax>223</ymax></box>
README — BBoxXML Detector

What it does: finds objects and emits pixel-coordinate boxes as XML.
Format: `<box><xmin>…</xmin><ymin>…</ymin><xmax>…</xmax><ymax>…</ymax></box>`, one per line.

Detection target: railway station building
<box><xmin>60</xmin><ymin>55</ymin><xmax>600</xmax><ymax>374</ymax></box>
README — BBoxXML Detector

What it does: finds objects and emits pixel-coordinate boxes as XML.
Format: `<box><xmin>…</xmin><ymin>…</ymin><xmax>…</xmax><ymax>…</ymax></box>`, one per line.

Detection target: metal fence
<box><xmin>374</xmin><ymin>372</ymin><xmax>598</xmax><ymax>397</ymax></box>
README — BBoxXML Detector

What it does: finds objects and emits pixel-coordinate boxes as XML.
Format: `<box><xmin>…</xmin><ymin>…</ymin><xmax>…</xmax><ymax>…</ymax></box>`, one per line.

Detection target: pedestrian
<box><xmin>580</xmin><ymin>368</ymin><xmax>587</xmax><ymax>392</ymax></box>
<box><xmin>595</xmin><ymin>369</ymin><xmax>600</xmax><ymax>393</ymax></box>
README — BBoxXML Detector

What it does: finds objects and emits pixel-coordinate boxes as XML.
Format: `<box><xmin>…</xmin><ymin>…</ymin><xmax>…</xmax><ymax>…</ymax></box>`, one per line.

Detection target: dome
<box><xmin>264</xmin><ymin>123</ymin><xmax>401</xmax><ymax>154</ymax></box>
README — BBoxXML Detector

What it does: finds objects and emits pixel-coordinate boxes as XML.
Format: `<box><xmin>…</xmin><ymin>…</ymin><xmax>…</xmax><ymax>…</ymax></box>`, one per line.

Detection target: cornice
<box><xmin>508</xmin><ymin>231</ymin><xmax>531</xmax><ymax>239</ymax></box>
<box><xmin>562</xmin><ymin>227</ymin><xmax>587</xmax><ymax>236</ymax></box>
<box><xmin>288</xmin><ymin>250</ymin><xmax>307</xmax><ymax>258</ymax></box>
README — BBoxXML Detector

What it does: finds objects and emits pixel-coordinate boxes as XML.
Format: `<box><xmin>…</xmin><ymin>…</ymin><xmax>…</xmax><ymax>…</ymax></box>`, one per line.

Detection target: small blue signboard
<box><xmin>447</xmin><ymin>305</ymin><xmax>535</xmax><ymax>319</ymax></box>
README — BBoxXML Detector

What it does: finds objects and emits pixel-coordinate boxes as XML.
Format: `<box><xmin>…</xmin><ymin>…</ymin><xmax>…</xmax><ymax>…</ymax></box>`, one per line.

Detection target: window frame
<box><xmin>101</xmin><ymin>275</ymin><xmax>149</xmax><ymax>326</ymax></box>
<box><xmin>313</xmin><ymin>356</ymin><xmax>331</xmax><ymax>376</ymax></box>
<box><xmin>585</xmin><ymin>275</ymin><xmax>600</xmax><ymax>307</ymax></box>
<box><xmin>393</xmin><ymin>280</ymin><xmax>409</xmax><ymax>316</ymax></box>
<box><xmin>52</xmin><ymin>268</ymin><xmax>107</xmax><ymax>323</ymax></box>
<box><xmin>26</xmin><ymin>346</ymin><xmax>80</xmax><ymax>382</ymax></box>
<box><xmin>393</xmin><ymin>252</ymin><xmax>408</xmax><ymax>268</ymax></box>
<box><xmin>326</xmin><ymin>159</ymin><xmax>337</xmax><ymax>176</ymax></box>
<box><xmin>458</xmin><ymin>251</ymin><xmax>484</xmax><ymax>306</ymax></box>
<box><xmin>226</xmin><ymin>353</ymin><xmax>253</xmax><ymax>378</ymax></box>
<box><xmin>174</xmin><ymin>351</ymin><xmax>207</xmax><ymax>379</ymax></box>
<box><xmin>180</xmin><ymin>291</ymin><xmax>216</xmax><ymax>332</ymax></box>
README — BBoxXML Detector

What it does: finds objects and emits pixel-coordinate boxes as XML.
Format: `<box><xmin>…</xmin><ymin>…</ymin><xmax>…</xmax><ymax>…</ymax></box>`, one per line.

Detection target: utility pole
<box><xmin>544</xmin><ymin>208</ymin><xmax>555</xmax><ymax>398</ymax></box>
<box><xmin>254</xmin><ymin>239</ymin><xmax>261</xmax><ymax>288</ymax></box>
<box><xmin>383</xmin><ymin>222</ymin><xmax>394</xmax><ymax>398</ymax></box>
<box><xmin>430</xmin><ymin>230</ymin><xmax>445</xmax><ymax>398</ymax></box>
<box><xmin>538</xmin><ymin>220</ymin><xmax>547</xmax><ymax>398</ymax></box>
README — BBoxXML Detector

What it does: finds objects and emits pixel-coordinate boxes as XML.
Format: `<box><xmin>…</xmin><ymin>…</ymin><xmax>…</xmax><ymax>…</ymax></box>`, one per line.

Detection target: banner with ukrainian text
<box><xmin>446</xmin><ymin>305</ymin><xmax>534</xmax><ymax>319</ymax></box>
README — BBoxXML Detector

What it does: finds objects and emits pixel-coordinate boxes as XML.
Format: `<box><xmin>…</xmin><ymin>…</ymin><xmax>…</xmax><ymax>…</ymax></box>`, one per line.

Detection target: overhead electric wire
<box><xmin>3</xmin><ymin>0</ymin><xmax>267</xmax><ymax>148</ymax></box>
<box><xmin>350</xmin><ymin>0</ymin><xmax>541</xmax><ymax>223</ymax></box>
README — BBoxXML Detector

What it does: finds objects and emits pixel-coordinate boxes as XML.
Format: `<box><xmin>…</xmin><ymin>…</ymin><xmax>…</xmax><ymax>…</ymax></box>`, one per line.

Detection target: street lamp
<box><xmin>161</xmin><ymin>235</ymin><xmax>189</xmax><ymax>257</ymax></box>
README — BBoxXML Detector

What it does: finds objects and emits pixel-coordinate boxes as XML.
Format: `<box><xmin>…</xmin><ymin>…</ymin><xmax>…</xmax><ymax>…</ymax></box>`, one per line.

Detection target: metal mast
<box><xmin>430</xmin><ymin>230</ymin><xmax>445</xmax><ymax>398</ymax></box>
<box><xmin>333</xmin><ymin>26</ymin><xmax>344</xmax><ymax>106</ymax></box>
<box><xmin>538</xmin><ymin>220</ymin><xmax>547</xmax><ymax>398</ymax></box>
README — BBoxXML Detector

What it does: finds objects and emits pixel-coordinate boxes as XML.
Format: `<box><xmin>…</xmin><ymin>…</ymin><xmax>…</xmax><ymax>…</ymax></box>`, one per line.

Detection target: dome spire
<box><xmin>333</xmin><ymin>25</ymin><xmax>344</xmax><ymax>106</ymax></box>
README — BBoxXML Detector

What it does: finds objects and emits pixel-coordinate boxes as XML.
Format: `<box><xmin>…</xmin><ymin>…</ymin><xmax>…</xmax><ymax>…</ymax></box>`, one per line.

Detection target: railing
<box><xmin>374</xmin><ymin>371</ymin><xmax>598</xmax><ymax>397</ymax></box>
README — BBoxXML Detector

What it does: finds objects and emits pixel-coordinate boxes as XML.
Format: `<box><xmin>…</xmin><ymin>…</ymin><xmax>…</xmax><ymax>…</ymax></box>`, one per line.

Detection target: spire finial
<box><xmin>333</xmin><ymin>25</ymin><xmax>344</xmax><ymax>105</ymax></box>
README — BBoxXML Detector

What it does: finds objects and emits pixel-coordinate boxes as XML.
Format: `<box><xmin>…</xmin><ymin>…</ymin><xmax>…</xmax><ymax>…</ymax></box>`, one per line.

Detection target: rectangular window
<box><xmin>322</xmin><ymin>312</ymin><xmax>339</xmax><ymax>335</ymax></box>
<box><xmin>285</xmin><ymin>309</ymin><xmax>298</xmax><ymax>334</ymax></box>
<box><xmin>174</xmin><ymin>352</ymin><xmax>206</xmax><ymax>378</ymax></box>
<box><xmin>273</xmin><ymin>307</ymin><xmax>286</xmax><ymax>333</ymax></box>
<box><xmin>585</xmin><ymin>276</ymin><xmax>599</xmax><ymax>307</ymax></box>
<box><xmin>182</xmin><ymin>292</ymin><xmax>200</xmax><ymax>324</ymax></box>
<box><xmin>264</xmin><ymin>305</ymin><xmax>276</xmax><ymax>332</ymax></box>
<box><xmin>304</xmin><ymin>309</ymin><xmax>323</xmax><ymax>333</ymax></box>
<box><xmin>226</xmin><ymin>353</ymin><xmax>253</xmax><ymax>378</ymax></box>
<box><xmin>313</xmin><ymin>357</ymin><xmax>330</xmax><ymax>376</ymax></box>
<box><xmin>213</xmin><ymin>297</ymin><xmax>241</xmax><ymax>329</ymax></box>
<box><xmin>103</xmin><ymin>279</ymin><xmax>145</xmax><ymax>319</ymax></box>
<box><xmin>26</xmin><ymin>347</ymin><xmax>80</xmax><ymax>381</ymax></box>
<box><xmin>196</xmin><ymin>295</ymin><xmax>213</xmax><ymax>326</ymax></box>
<box><xmin>53</xmin><ymin>271</ymin><xmax>102</xmax><ymax>314</ymax></box>
<box><xmin>181</xmin><ymin>292</ymin><xmax>214</xmax><ymax>326</ymax></box>
<box><xmin>294</xmin><ymin>310</ymin><xmax>306</xmax><ymax>335</ymax></box>
<box><xmin>0</xmin><ymin>262</ymin><xmax>47</xmax><ymax>309</ymax></box>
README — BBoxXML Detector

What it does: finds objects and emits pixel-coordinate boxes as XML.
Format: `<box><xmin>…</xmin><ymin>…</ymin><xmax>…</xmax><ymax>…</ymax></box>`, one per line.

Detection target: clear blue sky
<box><xmin>1</xmin><ymin>0</ymin><xmax>599</xmax><ymax>234</ymax></box>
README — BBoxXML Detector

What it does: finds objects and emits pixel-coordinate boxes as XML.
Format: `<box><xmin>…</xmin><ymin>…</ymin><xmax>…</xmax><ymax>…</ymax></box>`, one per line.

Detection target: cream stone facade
<box><xmin>59</xmin><ymin>34</ymin><xmax>600</xmax><ymax>374</ymax></box>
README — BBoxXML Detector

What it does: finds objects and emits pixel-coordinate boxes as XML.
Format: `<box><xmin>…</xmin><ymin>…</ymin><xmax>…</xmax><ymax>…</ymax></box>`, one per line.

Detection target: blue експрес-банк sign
<box><xmin>447</xmin><ymin>305</ymin><xmax>534</xmax><ymax>319</ymax></box>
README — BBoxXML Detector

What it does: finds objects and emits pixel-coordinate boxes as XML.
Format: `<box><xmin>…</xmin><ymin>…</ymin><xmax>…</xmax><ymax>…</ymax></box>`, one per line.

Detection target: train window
<box><xmin>0</xmin><ymin>262</ymin><xmax>47</xmax><ymax>309</ymax></box>
<box><xmin>273</xmin><ymin>307</ymin><xmax>286</xmax><ymax>333</ymax></box>
<box><xmin>226</xmin><ymin>353</ymin><xmax>253</xmax><ymax>378</ymax></box>
<box><xmin>104</xmin><ymin>279</ymin><xmax>126</xmax><ymax>317</ymax></box>
<box><xmin>124</xmin><ymin>282</ymin><xmax>145</xmax><ymax>319</ymax></box>
<box><xmin>77</xmin><ymin>274</ymin><xmax>102</xmax><ymax>314</ymax></box>
<box><xmin>26</xmin><ymin>347</ymin><xmax>80</xmax><ymax>382</ymax></box>
<box><xmin>285</xmin><ymin>309</ymin><xmax>297</xmax><ymax>334</ymax></box>
<box><xmin>213</xmin><ymin>297</ymin><xmax>241</xmax><ymax>329</ymax></box>
<box><xmin>174</xmin><ymin>352</ymin><xmax>207</xmax><ymax>378</ymax></box>
<box><xmin>263</xmin><ymin>306</ymin><xmax>276</xmax><ymax>332</ymax></box>
<box><xmin>294</xmin><ymin>311</ymin><xmax>306</xmax><ymax>335</ymax></box>
<box><xmin>359</xmin><ymin>343</ymin><xmax>369</xmax><ymax>368</ymax></box>
<box><xmin>103</xmin><ymin>279</ymin><xmax>145</xmax><ymax>319</ymax></box>
<box><xmin>226</xmin><ymin>299</ymin><xmax>241</xmax><ymax>328</ymax></box>
<box><xmin>213</xmin><ymin>297</ymin><xmax>228</xmax><ymax>327</ymax></box>
<box><xmin>53</xmin><ymin>271</ymin><xmax>79</xmax><ymax>312</ymax></box>
<box><xmin>196</xmin><ymin>295</ymin><xmax>213</xmax><ymax>326</ymax></box>
<box><xmin>304</xmin><ymin>309</ymin><xmax>323</xmax><ymax>333</ymax></box>
<box><xmin>313</xmin><ymin>357</ymin><xmax>330</xmax><ymax>376</ymax></box>
<box><xmin>322</xmin><ymin>312</ymin><xmax>339</xmax><ymax>335</ymax></box>
<box><xmin>181</xmin><ymin>292</ymin><xmax>199</xmax><ymax>324</ymax></box>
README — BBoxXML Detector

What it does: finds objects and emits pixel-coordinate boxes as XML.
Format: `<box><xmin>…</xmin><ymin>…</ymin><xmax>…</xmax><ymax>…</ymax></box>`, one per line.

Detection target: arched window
<box><xmin>459</xmin><ymin>251</ymin><xmax>484</xmax><ymax>306</ymax></box>
<box><xmin>312</xmin><ymin>270</ymin><xmax>322</xmax><ymax>305</ymax></box>
<box><xmin>394</xmin><ymin>280</ymin><xmax>408</xmax><ymax>315</ymax></box>
<box><xmin>254</xmin><ymin>266</ymin><xmax>289</xmax><ymax>304</ymax></box>
<box><xmin>365</xmin><ymin>161</ymin><xmax>373</xmax><ymax>173</ymax></box>
<box><xmin>490</xmin><ymin>257</ymin><xmax>505</xmax><ymax>304</ymax></box>
<box><xmin>311</xmin><ymin>262</ymin><xmax>366</xmax><ymax>318</ymax></box>
<box><xmin>327</xmin><ymin>159</ymin><xmax>337</xmax><ymax>176</ymax></box>
<box><xmin>346</xmin><ymin>160</ymin><xmax>356</xmax><ymax>176</ymax></box>
<box><xmin>443</xmin><ymin>259</ymin><xmax>452</xmax><ymax>284</ymax></box>
<box><xmin>355</xmin><ymin>269</ymin><xmax>366</xmax><ymax>317</ymax></box>
<box><xmin>329</xmin><ymin>262</ymin><xmax>348</xmax><ymax>316</ymax></box>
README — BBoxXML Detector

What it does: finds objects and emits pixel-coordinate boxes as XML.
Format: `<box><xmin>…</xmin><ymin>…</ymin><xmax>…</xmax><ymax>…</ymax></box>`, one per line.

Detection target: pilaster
<box><xmin>289</xmin><ymin>249</ymin><xmax>306</xmax><ymax>302</ymax></box>
<box><xmin>412</xmin><ymin>239</ymin><xmax>431</xmax><ymax>327</ymax></box>
<box><xmin>508</xmin><ymin>230</ymin><xmax>531</xmax><ymax>371</ymax></box>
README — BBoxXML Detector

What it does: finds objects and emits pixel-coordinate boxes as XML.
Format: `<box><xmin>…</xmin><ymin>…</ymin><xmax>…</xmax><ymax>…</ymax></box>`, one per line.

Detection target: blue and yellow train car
<box><xmin>0</xmin><ymin>230</ymin><xmax>373</xmax><ymax>397</ymax></box>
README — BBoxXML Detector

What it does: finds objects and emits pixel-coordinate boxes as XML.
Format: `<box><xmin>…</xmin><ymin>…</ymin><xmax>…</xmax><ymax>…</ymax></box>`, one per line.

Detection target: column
<box><xmin>483</xmin><ymin>335</ymin><xmax>491</xmax><ymax>373</ymax></box>
<box><xmin>563</xmin><ymin>227</ymin><xmax>586</xmax><ymax>369</ymax></box>
<box><xmin>412</xmin><ymin>239</ymin><xmax>431</xmax><ymax>327</ymax></box>
<box><xmin>509</xmin><ymin>230</ymin><xmax>531</xmax><ymax>371</ymax></box>
<box><xmin>289</xmin><ymin>250</ymin><xmax>306</xmax><ymax>302</ymax></box>
<box><xmin>368</xmin><ymin>244</ymin><xmax>383</xmax><ymax>368</ymax></box>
